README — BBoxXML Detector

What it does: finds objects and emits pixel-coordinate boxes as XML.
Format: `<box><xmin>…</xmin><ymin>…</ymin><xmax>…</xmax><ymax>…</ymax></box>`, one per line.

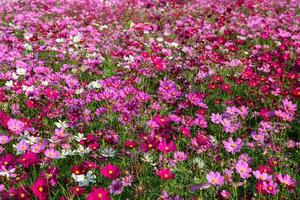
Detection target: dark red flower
<box><xmin>71</xmin><ymin>165</ymin><xmax>85</xmax><ymax>175</ymax></box>
<box><xmin>70</xmin><ymin>186</ymin><xmax>85</xmax><ymax>196</ymax></box>
<box><xmin>124</xmin><ymin>140</ymin><xmax>137</xmax><ymax>149</ymax></box>
<box><xmin>255</xmin><ymin>181</ymin><xmax>267</xmax><ymax>195</ymax></box>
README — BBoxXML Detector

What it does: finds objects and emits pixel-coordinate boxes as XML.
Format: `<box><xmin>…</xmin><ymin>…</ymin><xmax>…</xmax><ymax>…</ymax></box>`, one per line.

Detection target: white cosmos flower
<box><xmin>54</xmin><ymin>120</ymin><xmax>68</xmax><ymax>129</ymax></box>
<box><xmin>75</xmin><ymin>88</ymin><xmax>84</xmax><ymax>95</ymax></box>
<box><xmin>56</xmin><ymin>38</ymin><xmax>65</xmax><ymax>43</ymax></box>
<box><xmin>72</xmin><ymin>33</ymin><xmax>82</xmax><ymax>43</ymax></box>
<box><xmin>71</xmin><ymin>171</ymin><xmax>96</xmax><ymax>187</ymax></box>
<box><xmin>16</xmin><ymin>68</ymin><xmax>26</xmax><ymax>76</ymax></box>
<box><xmin>100</xmin><ymin>147</ymin><xmax>116</xmax><ymax>157</ymax></box>
<box><xmin>73</xmin><ymin>133</ymin><xmax>86</xmax><ymax>142</ymax></box>
<box><xmin>24</xmin><ymin>43</ymin><xmax>32</xmax><ymax>51</ymax></box>
<box><xmin>42</xmin><ymin>81</ymin><xmax>49</xmax><ymax>86</ymax></box>
<box><xmin>88</xmin><ymin>81</ymin><xmax>101</xmax><ymax>89</ymax></box>
<box><xmin>60</xmin><ymin>149</ymin><xmax>73</xmax><ymax>158</ymax></box>
<box><xmin>12</xmin><ymin>73</ymin><xmax>19</xmax><ymax>80</ymax></box>
<box><xmin>5</xmin><ymin>80</ymin><xmax>14</xmax><ymax>88</ymax></box>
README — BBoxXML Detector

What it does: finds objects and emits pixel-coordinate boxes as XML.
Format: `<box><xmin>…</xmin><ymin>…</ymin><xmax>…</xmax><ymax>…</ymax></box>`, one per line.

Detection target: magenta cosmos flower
<box><xmin>222</xmin><ymin>137</ymin><xmax>243</xmax><ymax>154</ymax></box>
<box><xmin>158</xmin><ymin>140</ymin><xmax>176</xmax><ymax>154</ymax></box>
<box><xmin>262</xmin><ymin>181</ymin><xmax>278</xmax><ymax>195</ymax></box>
<box><xmin>206</xmin><ymin>171</ymin><xmax>224</xmax><ymax>186</ymax></box>
<box><xmin>157</xmin><ymin>168</ymin><xmax>175</xmax><ymax>180</ymax></box>
<box><xmin>100</xmin><ymin>164</ymin><xmax>120</xmax><ymax>180</ymax></box>
<box><xmin>87</xmin><ymin>187</ymin><xmax>111</xmax><ymax>200</ymax></box>
<box><xmin>7</xmin><ymin>118</ymin><xmax>25</xmax><ymax>134</ymax></box>
<box><xmin>31</xmin><ymin>177</ymin><xmax>49</xmax><ymax>200</ymax></box>
<box><xmin>235</xmin><ymin>160</ymin><xmax>252</xmax><ymax>179</ymax></box>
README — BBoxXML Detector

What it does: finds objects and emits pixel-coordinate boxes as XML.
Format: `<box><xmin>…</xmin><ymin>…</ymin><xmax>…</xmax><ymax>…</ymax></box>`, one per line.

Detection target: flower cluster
<box><xmin>0</xmin><ymin>0</ymin><xmax>299</xmax><ymax>199</ymax></box>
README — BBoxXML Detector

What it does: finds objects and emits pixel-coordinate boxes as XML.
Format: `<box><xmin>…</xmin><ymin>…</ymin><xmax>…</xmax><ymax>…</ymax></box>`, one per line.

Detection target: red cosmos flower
<box><xmin>158</xmin><ymin>140</ymin><xmax>176</xmax><ymax>154</ymax></box>
<box><xmin>71</xmin><ymin>165</ymin><xmax>86</xmax><ymax>175</ymax></box>
<box><xmin>124</xmin><ymin>140</ymin><xmax>137</xmax><ymax>149</ymax></box>
<box><xmin>259</xmin><ymin>109</ymin><xmax>271</xmax><ymax>121</ymax></box>
<box><xmin>0</xmin><ymin>89</ymin><xmax>6</xmax><ymax>102</ymax></box>
<box><xmin>255</xmin><ymin>181</ymin><xmax>267</xmax><ymax>195</ymax></box>
<box><xmin>157</xmin><ymin>168</ymin><xmax>175</xmax><ymax>180</ymax></box>
<box><xmin>221</xmin><ymin>83</ymin><xmax>232</xmax><ymax>93</ymax></box>
<box><xmin>100</xmin><ymin>164</ymin><xmax>120</xmax><ymax>180</ymax></box>
<box><xmin>25</xmin><ymin>100</ymin><xmax>38</xmax><ymax>109</ymax></box>
<box><xmin>17</xmin><ymin>151</ymin><xmax>39</xmax><ymax>168</ymax></box>
<box><xmin>0</xmin><ymin>153</ymin><xmax>15</xmax><ymax>166</ymax></box>
<box><xmin>0</xmin><ymin>111</ymin><xmax>10</xmax><ymax>129</ymax></box>
<box><xmin>268</xmin><ymin>158</ymin><xmax>280</xmax><ymax>167</ymax></box>
<box><xmin>70</xmin><ymin>186</ymin><xmax>85</xmax><ymax>196</ymax></box>
<box><xmin>258</xmin><ymin>165</ymin><xmax>273</xmax><ymax>174</ymax></box>
<box><xmin>31</xmin><ymin>177</ymin><xmax>49</xmax><ymax>200</ymax></box>
<box><xmin>83</xmin><ymin>161</ymin><xmax>98</xmax><ymax>170</ymax></box>
<box><xmin>14</xmin><ymin>187</ymin><xmax>31</xmax><ymax>200</ymax></box>
<box><xmin>291</xmin><ymin>88</ymin><xmax>300</xmax><ymax>98</ymax></box>
<box><xmin>88</xmin><ymin>143</ymin><xmax>100</xmax><ymax>150</ymax></box>
<box><xmin>87</xmin><ymin>187</ymin><xmax>111</xmax><ymax>200</ymax></box>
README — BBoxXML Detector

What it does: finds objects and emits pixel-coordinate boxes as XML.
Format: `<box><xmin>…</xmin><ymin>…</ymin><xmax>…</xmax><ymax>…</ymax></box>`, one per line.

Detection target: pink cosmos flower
<box><xmin>275</xmin><ymin>174</ymin><xmax>296</xmax><ymax>191</ymax></box>
<box><xmin>253</xmin><ymin>170</ymin><xmax>272</xmax><ymax>181</ymax></box>
<box><xmin>220</xmin><ymin>190</ymin><xmax>231</xmax><ymax>199</ymax></box>
<box><xmin>174</xmin><ymin>151</ymin><xmax>187</xmax><ymax>162</ymax></box>
<box><xmin>7</xmin><ymin>118</ymin><xmax>25</xmax><ymax>134</ymax></box>
<box><xmin>222</xmin><ymin>137</ymin><xmax>243</xmax><ymax>154</ymax></box>
<box><xmin>16</xmin><ymin>140</ymin><xmax>29</xmax><ymax>152</ymax></box>
<box><xmin>235</xmin><ymin>160</ymin><xmax>252</xmax><ymax>179</ymax></box>
<box><xmin>206</xmin><ymin>171</ymin><xmax>224</xmax><ymax>186</ymax></box>
<box><xmin>262</xmin><ymin>181</ymin><xmax>278</xmax><ymax>195</ymax></box>
<box><xmin>31</xmin><ymin>143</ymin><xmax>45</xmax><ymax>153</ymax></box>
<box><xmin>44</xmin><ymin>148</ymin><xmax>60</xmax><ymax>159</ymax></box>
<box><xmin>100</xmin><ymin>164</ymin><xmax>120</xmax><ymax>180</ymax></box>
<box><xmin>210</xmin><ymin>113</ymin><xmax>223</xmax><ymax>124</ymax></box>
<box><xmin>282</xmin><ymin>99</ymin><xmax>297</xmax><ymax>113</ymax></box>
<box><xmin>251</xmin><ymin>132</ymin><xmax>265</xmax><ymax>143</ymax></box>
<box><xmin>0</xmin><ymin>135</ymin><xmax>11</xmax><ymax>145</ymax></box>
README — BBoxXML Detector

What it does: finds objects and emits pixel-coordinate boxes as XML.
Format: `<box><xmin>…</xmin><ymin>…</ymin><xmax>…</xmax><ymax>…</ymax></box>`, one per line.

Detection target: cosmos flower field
<box><xmin>0</xmin><ymin>0</ymin><xmax>299</xmax><ymax>199</ymax></box>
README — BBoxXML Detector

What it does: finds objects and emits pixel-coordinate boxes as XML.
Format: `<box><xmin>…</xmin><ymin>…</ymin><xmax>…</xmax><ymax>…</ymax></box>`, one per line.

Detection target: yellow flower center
<box><xmin>108</xmin><ymin>170</ymin><xmax>113</xmax><ymax>174</ymax></box>
<box><xmin>38</xmin><ymin>187</ymin><xmax>44</xmax><ymax>192</ymax></box>
<box><xmin>98</xmin><ymin>193</ymin><xmax>103</xmax><ymax>198</ymax></box>
<box><xmin>268</xmin><ymin>186</ymin><xmax>273</xmax><ymax>191</ymax></box>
